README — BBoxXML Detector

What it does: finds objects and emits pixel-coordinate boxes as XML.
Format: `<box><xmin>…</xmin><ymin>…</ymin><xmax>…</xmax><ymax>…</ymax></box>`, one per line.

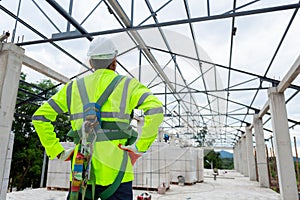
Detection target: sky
<box><xmin>1</xmin><ymin>0</ymin><xmax>300</xmax><ymax>152</ymax></box>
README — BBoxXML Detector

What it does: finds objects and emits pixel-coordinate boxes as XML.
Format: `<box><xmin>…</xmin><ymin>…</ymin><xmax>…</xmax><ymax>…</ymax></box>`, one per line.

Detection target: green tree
<box><xmin>9</xmin><ymin>73</ymin><xmax>70</xmax><ymax>191</ymax></box>
<box><xmin>204</xmin><ymin>150</ymin><xmax>223</xmax><ymax>169</ymax></box>
<box><xmin>221</xmin><ymin>158</ymin><xmax>234</xmax><ymax>169</ymax></box>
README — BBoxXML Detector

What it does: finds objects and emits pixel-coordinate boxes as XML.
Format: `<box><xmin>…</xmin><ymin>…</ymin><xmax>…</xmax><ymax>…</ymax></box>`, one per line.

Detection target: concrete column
<box><xmin>233</xmin><ymin>146</ymin><xmax>238</xmax><ymax>170</ymax></box>
<box><xmin>0</xmin><ymin>43</ymin><xmax>24</xmax><ymax>199</ymax></box>
<box><xmin>235</xmin><ymin>141</ymin><xmax>240</xmax><ymax>172</ymax></box>
<box><xmin>242</xmin><ymin>134</ymin><xmax>249</xmax><ymax>176</ymax></box>
<box><xmin>268</xmin><ymin>87</ymin><xmax>298</xmax><ymax>200</ymax></box>
<box><xmin>253</xmin><ymin>114</ymin><xmax>269</xmax><ymax>187</ymax></box>
<box><xmin>241</xmin><ymin>136</ymin><xmax>246</xmax><ymax>175</ymax></box>
<box><xmin>245</xmin><ymin>127</ymin><xmax>256</xmax><ymax>181</ymax></box>
<box><xmin>236</xmin><ymin>145</ymin><xmax>240</xmax><ymax>171</ymax></box>
<box><xmin>238</xmin><ymin>139</ymin><xmax>243</xmax><ymax>173</ymax></box>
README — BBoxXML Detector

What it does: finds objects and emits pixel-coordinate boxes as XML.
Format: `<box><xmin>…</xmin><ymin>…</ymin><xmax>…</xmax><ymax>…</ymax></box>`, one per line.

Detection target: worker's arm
<box><xmin>32</xmin><ymin>83</ymin><xmax>70</xmax><ymax>160</ymax></box>
<box><xmin>129</xmin><ymin>79</ymin><xmax>164</xmax><ymax>152</ymax></box>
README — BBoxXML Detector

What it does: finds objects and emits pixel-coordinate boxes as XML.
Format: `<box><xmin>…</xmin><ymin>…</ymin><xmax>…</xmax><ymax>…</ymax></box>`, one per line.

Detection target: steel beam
<box><xmin>0</xmin><ymin>5</ymin><xmax>90</xmax><ymax>72</ymax></box>
<box><xmin>46</xmin><ymin>0</ymin><xmax>93</xmax><ymax>41</ymax></box>
<box><xmin>147</xmin><ymin>46</ymin><xmax>300</xmax><ymax>91</ymax></box>
<box><xmin>241</xmin><ymin>4</ymin><xmax>299</xmax><ymax>132</ymax></box>
<box><xmin>107</xmin><ymin>0</ymin><xmax>175</xmax><ymax>93</ymax></box>
<box><xmin>154</xmin><ymin>87</ymin><xmax>269</xmax><ymax>95</ymax></box>
<box><xmin>16</xmin><ymin>3</ymin><xmax>300</xmax><ymax>45</ymax></box>
<box><xmin>146</xmin><ymin>0</ymin><xmax>206</xmax><ymax>123</ymax></box>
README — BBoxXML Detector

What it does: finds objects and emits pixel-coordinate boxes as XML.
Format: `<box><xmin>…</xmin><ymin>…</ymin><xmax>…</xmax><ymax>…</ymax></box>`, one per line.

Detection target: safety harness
<box><xmin>67</xmin><ymin>75</ymin><xmax>138</xmax><ymax>200</ymax></box>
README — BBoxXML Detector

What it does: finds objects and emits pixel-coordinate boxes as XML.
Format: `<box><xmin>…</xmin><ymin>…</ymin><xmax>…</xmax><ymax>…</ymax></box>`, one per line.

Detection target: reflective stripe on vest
<box><xmin>48</xmin><ymin>98</ymin><xmax>64</xmax><ymax>114</ymax></box>
<box><xmin>70</xmin><ymin>112</ymin><xmax>130</xmax><ymax>120</ymax></box>
<box><xmin>67</xmin><ymin>81</ymin><xmax>73</xmax><ymax>115</ymax></box>
<box><xmin>32</xmin><ymin>115</ymin><xmax>51</xmax><ymax>122</ymax></box>
<box><xmin>136</xmin><ymin>92</ymin><xmax>151</xmax><ymax>108</ymax></box>
<box><xmin>145</xmin><ymin>107</ymin><xmax>163</xmax><ymax>115</ymax></box>
<box><xmin>67</xmin><ymin>76</ymin><xmax>131</xmax><ymax>122</ymax></box>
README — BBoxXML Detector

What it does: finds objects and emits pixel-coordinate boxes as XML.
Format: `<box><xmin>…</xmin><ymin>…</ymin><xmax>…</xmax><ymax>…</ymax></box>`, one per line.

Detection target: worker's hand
<box><xmin>57</xmin><ymin>148</ymin><xmax>74</xmax><ymax>161</ymax></box>
<box><xmin>118</xmin><ymin>144</ymin><xmax>144</xmax><ymax>165</ymax></box>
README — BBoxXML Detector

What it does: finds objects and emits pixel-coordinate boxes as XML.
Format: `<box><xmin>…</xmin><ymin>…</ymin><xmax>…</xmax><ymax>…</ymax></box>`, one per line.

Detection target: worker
<box><xmin>163</xmin><ymin>133</ymin><xmax>169</xmax><ymax>143</ymax></box>
<box><xmin>32</xmin><ymin>37</ymin><xmax>164</xmax><ymax>200</ymax></box>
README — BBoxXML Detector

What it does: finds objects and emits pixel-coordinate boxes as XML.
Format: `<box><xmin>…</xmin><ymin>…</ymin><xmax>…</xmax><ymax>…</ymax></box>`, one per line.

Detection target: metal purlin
<box><xmin>144</xmin><ymin>0</ymin><xmax>205</xmax><ymax>127</ymax></box>
<box><xmin>147</xmin><ymin>45</ymin><xmax>300</xmax><ymax>91</ymax></box>
<box><xmin>182</xmin><ymin>0</ymin><xmax>213</xmax><ymax>127</ymax></box>
<box><xmin>225</xmin><ymin>0</ymin><xmax>237</xmax><ymax>142</ymax></box>
<box><xmin>106</xmin><ymin>0</ymin><xmax>198</xmax><ymax>131</ymax></box>
<box><xmin>147</xmin><ymin>45</ymin><xmax>300</xmax><ymax>130</ymax></box>
<box><xmin>0</xmin><ymin>4</ymin><xmax>91</xmax><ymax>74</ymax></box>
<box><xmin>14</xmin><ymin>3</ymin><xmax>300</xmax><ymax>46</ymax></box>
<box><xmin>1</xmin><ymin>1</ymin><xmax>300</xmax><ymax>147</ymax></box>
<box><xmin>238</xmin><ymin>1</ymin><xmax>300</xmax><ymax>142</ymax></box>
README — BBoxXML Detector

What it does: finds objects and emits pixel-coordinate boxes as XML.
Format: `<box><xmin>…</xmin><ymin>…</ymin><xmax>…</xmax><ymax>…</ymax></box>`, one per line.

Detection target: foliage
<box><xmin>204</xmin><ymin>150</ymin><xmax>223</xmax><ymax>169</ymax></box>
<box><xmin>221</xmin><ymin>158</ymin><xmax>234</xmax><ymax>169</ymax></box>
<box><xmin>9</xmin><ymin>73</ymin><xmax>70</xmax><ymax>191</ymax></box>
<box><xmin>203</xmin><ymin>150</ymin><xmax>234</xmax><ymax>169</ymax></box>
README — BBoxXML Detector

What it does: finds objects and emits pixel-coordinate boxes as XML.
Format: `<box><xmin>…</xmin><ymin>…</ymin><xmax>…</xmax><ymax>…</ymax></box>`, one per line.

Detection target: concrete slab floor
<box><xmin>133</xmin><ymin>170</ymin><xmax>280</xmax><ymax>200</ymax></box>
<box><xmin>7</xmin><ymin>170</ymin><xmax>281</xmax><ymax>200</ymax></box>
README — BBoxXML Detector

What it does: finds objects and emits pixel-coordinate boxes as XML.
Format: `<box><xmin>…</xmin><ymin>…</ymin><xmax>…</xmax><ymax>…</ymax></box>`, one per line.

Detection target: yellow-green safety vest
<box><xmin>32</xmin><ymin>69</ymin><xmax>164</xmax><ymax>186</ymax></box>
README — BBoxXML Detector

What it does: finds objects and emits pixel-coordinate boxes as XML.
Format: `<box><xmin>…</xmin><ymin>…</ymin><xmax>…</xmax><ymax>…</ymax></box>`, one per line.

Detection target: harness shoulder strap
<box><xmin>77</xmin><ymin>75</ymin><xmax>124</xmax><ymax>106</ymax></box>
<box><xmin>97</xmin><ymin>75</ymin><xmax>124</xmax><ymax>106</ymax></box>
<box><xmin>77</xmin><ymin>78</ymin><xmax>89</xmax><ymax>105</ymax></box>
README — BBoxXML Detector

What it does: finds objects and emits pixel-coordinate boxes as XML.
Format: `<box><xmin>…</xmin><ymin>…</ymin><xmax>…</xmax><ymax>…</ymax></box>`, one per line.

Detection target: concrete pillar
<box><xmin>233</xmin><ymin>146</ymin><xmax>238</xmax><ymax>170</ymax></box>
<box><xmin>253</xmin><ymin>114</ymin><xmax>269</xmax><ymax>187</ymax></box>
<box><xmin>245</xmin><ymin>127</ymin><xmax>256</xmax><ymax>181</ymax></box>
<box><xmin>235</xmin><ymin>141</ymin><xmax>240</xmax><ymax>172</ymax></box>
<box><xmin>241</xmin><ymin>137</ymin><xmax>246</xmax><ymax>175</ymax></box>
<box><xmin>238</xmin><ymin>139</ymin><xmax>243</xmax><ymax>173</ymax></box>
<box><xmin>0</xmin><ymin>43</ymin><xmax>24</xmax><ymax>199</ymax></box>
<box><xmin>268</xmin><ymin>87</ymin><xmax>298</xmax><ymax>200</ymax></box>
<box><xmin>241</xmin><ymin>134</ymin><xmax>249</xmax><ymax>176</ymax></box>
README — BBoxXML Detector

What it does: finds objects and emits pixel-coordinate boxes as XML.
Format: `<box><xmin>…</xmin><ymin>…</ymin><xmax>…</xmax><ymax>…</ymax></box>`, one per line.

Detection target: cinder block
<box><xmin>196</xmin><ymin>148</ymin><xmax>204</xmax><ymax>182</ymax></box>
<box><xmin>133</xmin><ymin>172</ymin><xmax>170</xmax><ymax>189</ymax></box>
<box><xmin>46</xmin><ymin>142</ymin><xmax>74</xmax><ymax>189</ymax></box>
<box><xmin>133</xmin><ymin>142</ymin><xmax>170</xmax><ymax>189</ymax></box>
<box><xmin>170</xmin><ymin>171</ymin><xmax>197</xmax><ymax>184</ymax></box>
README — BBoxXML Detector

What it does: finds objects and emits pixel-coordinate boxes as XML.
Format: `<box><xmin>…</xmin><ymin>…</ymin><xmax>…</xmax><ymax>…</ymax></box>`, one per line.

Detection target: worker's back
<box><xmin>68</xmin><ymin>69</ymin><xmax>135</xmax><ymax>186</ymax></box>
<box><xmin>32</xmin><ymin>36</ymin><xmax>164</xmax><ymax>199</ymax></box>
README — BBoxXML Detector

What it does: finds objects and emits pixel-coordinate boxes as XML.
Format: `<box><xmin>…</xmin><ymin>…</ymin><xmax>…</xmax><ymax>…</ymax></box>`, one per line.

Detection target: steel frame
<box><xmin>1</xmin><ymin>0</ymin><xmax>300</xmax><ymax>148</ymax></box>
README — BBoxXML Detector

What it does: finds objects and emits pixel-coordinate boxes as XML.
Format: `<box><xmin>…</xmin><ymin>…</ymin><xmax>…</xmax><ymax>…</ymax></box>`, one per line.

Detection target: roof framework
<box><xmin>1</xmin><ymin>0</ymin><xmax>300</xmax><ymax>148</ymax></box>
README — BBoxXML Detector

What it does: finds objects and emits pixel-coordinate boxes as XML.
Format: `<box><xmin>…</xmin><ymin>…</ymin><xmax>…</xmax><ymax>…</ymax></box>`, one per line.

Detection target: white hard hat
<box><xmin>87</xmin><ymin>37</ymin><xmax>118</xmax><ymax>59</ymax></box>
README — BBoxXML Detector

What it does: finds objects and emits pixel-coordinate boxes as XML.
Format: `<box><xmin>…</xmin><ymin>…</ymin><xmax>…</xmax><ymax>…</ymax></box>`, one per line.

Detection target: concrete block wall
<box><xmin>133</xmin><ymin>142</ymin><xmax>171</xmax><ymax>189</ymax></box>
<box><xmin>46</xmin><ymin>142</ymin><xmax>74</xmax><ymax>189</ymax></box>
<box><xmin>133</xmin><ymin>168</ymin><xmax>170</xmax><ymax>189</ymax></box>
<box><xmin>164</xmin><ymin>146</ymin><xmax>198</xmax><ymax>184</ymax></box>
<box><xmin>134</xmin><ymin>143</ymin><xmax>204</xmax><ymax>188</ymax></box>
<box><xmin>46</xmin><ymin>142</ymin><xmax>205</xmax><ymax>190</ymax></box>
